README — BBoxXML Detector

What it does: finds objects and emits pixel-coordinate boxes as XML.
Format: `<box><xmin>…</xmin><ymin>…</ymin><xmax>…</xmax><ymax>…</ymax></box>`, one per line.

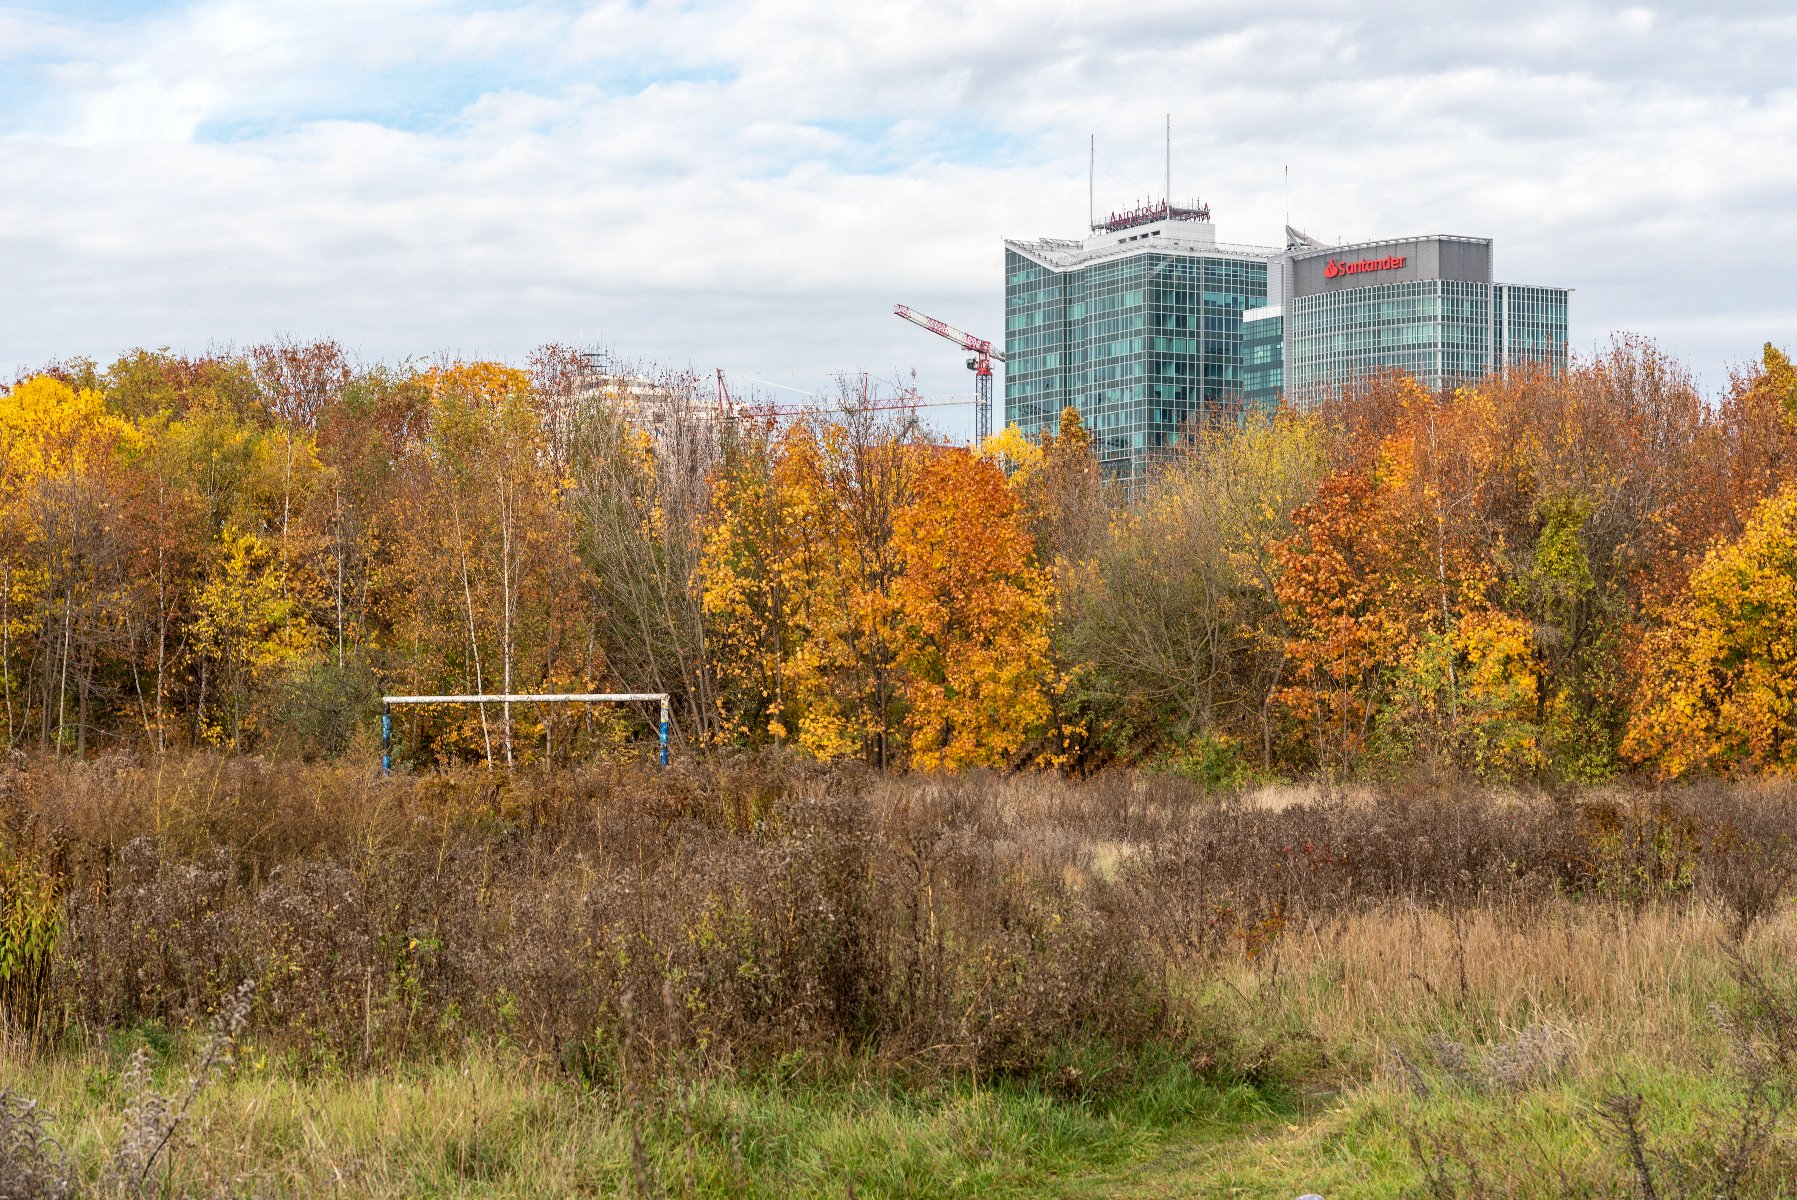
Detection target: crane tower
<box><xmin>892</xmin><ymin>304</ymin><xmax>1005</xmax><ymax>443</ymax></box>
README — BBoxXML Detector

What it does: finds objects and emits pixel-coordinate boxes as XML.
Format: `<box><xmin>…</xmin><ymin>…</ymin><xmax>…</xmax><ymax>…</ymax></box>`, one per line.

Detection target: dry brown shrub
<box><xmin>4</xmin><ymin>755</ymin><xmax>1793</xmax><ymax>1091</ymax></box>
<box><xmin>19</xmin><ymin>755</ymin><xmax>1168</xmax><ymax>1083</ymax></box>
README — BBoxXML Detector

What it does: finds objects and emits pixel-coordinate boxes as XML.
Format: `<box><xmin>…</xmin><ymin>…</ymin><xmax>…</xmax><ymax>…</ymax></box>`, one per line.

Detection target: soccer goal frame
<box><xmin>380</xmin><ymin>692</ymin><xmax>671</xmax><ymax>772</ymax></box>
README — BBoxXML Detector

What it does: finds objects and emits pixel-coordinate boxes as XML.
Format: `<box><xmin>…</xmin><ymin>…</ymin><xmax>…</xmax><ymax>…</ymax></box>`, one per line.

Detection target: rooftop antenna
<box><xmin>1164</xmin><ymin>113</ymin><xmax>1171</xmax><ymax>205</ymax></box>
<box><xmin>1088</xmin><ymin>134</ymin><xmax>1094</xmax><ymax>231</ymax></box>
<box><xmin>1284</xmin><ymin>163</ymin><xmax>1289</xmax><ymax>228</ymax></box>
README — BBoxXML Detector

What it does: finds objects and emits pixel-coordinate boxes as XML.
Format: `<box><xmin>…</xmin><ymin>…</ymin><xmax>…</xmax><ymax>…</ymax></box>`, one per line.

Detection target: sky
<box><xmin>0</xmin><ymin>0</ymin><xmax>1790</xmax><ymax>439</ymax></box>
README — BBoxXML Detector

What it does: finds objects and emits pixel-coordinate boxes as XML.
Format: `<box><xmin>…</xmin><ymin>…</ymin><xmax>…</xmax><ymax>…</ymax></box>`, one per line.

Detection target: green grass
<box><xmin>12</xmin><ymin>902</ymin><xmax>1795</xmax><ymax>1197</ymax></box>
<box><xmin>6</xmin><ymin>1045</ymin><xmax>1289</xmax><ymax>1198</ymax></box>
<box><xmin>1083</xmin><ymin>1075</ymin><xmax>1723</xmax><ymax>1199</ymax></box>
<box><xmin>16</xmin><ymin>1038</ymin><xmax>1776</xmax><ymax>1198</ymax></box>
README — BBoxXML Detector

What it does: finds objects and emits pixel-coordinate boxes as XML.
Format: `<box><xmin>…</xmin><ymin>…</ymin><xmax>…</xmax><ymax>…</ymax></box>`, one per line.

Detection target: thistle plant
<box><xmin>106</xmin><ymin>979</ymin><xmax>255</xmax><ymax>1197</ymax></box>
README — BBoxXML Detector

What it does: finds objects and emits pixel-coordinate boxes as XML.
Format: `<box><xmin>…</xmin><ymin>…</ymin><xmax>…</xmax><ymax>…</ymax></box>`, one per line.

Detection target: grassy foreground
<box><xmin>2</xmin><ymin>758</ymin><xmax>1796</xmax><ymax>1196</ymax></box>
<box><xmin>9</xmin><ymin>900</ymin><xmax>1794</xmax><ymax>1196</ymax></box>
<box><xmin>7</xmin><ymin>1050</ymin><xmax>1283</xmax><ymax>1197</ymax></box>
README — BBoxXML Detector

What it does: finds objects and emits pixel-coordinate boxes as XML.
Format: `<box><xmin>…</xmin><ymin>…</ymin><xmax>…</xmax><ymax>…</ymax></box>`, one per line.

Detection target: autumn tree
<box><xmin>701</xmin><ymin>422</ymin><xmax>800</xmax><ymax>747</ymax></box>
<box><xmin>248</xmin><ymin>337</ymin><xmax>350</xmax><ymax>625</ymax></box>
<box><xmin>1621</xmin><ymin>350</ymin><xmax>1797</xmax><ymax>777</ymax></box>
<box><xmin>114</xmin><ymin>410</ymin><xmax>206</xmax><ymax>748</ymax></box>
<box><xmin>149</xmin><ymin>374</ymin><xmax>314</xmax><ymax>745</ymax></box>
<box><xmin>1274</xmin><ymin>469</ymin><xmax>1422</xmax><ymax>775</ymax></box>
<box><xmin>0</xmin><ymin>377</ymin><xmax>142</xmax><ymax>752</ymax></box>
<box><xmin>101</xmin><ymin>349</ymin><xmax>260</xmax><ymax>423</ymax></box>
<box><xmin>991</xmin><ymin>406</ymin><xmax>1105</xmax><ymax>569</ymax></box>
<box><xmin>1440</xmin><ymin>344</ymin><xmax>1735</xmax><ymax>776</ymax></box>
<box><xmin>382</xmin><ymin>362</ymin><xmax>592</xmax><ymax>765</ymax></box>
<box><xmin>568</xmin><ymin>358</ymin><xmax>724</xmax><ymax>749</ymax></box>
<box><xmin>704</xmin><ymin>408</ymin><xmax>1053</xmax><ymax>768</ymax></box>
<box><xmin>1625</xmin><ymin>481</ymin><xmax>1797</xmax><ymax>776</ymax></box>
<box><xmin>981</xmin><ymin>408</ymin><xmax>1106</xmax><ymax>766</ymax></box>
<box><xmin>1711</xmin><ymin>343</ymin><xmax>1797</xmax><ymax>531</ymax></box>
<box><xmin>188</xmin><ymin>527</ymin><xmax>315</xmax><ymax>748</ymax></box>
<box><xmin>892</xmin><ymin>447</ymin><xmax>1051</xmax><ymax>769</ymax></box>
<box><xmin>701</xmin><ymin>411</ymin><xmax>921</xmax><ymax>763</ymax></box>
<box><xmin>304</xmin><ymin>364</ymin><xmax>420</xmax><ymax>673</ymax></box>
<box><xmin>1274</xmin><ymin>377</ymin><xmax>1537</xmax><ymax>777</ymax></box>
<box><xmin>1061</xmin><ymin>410</ymin><xmax>1321</xmax><ymax>771</ymax></box>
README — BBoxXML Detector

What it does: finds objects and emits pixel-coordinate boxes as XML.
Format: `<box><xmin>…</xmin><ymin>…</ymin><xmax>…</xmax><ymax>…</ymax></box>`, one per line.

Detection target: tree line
<box><xmin>5</xmin><ymin>337</ymin><xmax>1795</xmax><ymax>781</ymax></box>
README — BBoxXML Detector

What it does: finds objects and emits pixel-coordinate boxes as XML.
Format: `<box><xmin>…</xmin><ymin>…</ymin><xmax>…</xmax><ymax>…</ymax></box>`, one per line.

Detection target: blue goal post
<box><xmin>380</xmin><ymin>692</ymin><xmax>671</xmax><ymax>772</ymax></box>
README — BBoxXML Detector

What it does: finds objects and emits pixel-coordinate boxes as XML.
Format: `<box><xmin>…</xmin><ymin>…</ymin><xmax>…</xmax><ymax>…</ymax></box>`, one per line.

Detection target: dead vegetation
<box><xmin>0</xmin><ymin>756</ymin><xmax>1794</xmax><ymax>1195</ymax></box>
<box><xmin>2</xmin><ymin>757</ymin><xmax>1794</xmax><ymax>1071</ymax></box>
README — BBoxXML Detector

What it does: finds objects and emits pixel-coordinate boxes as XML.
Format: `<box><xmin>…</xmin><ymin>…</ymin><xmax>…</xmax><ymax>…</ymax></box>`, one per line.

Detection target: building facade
<box><xmin>1240</xmin><ymin>307</ymin><xmax>1284</xmax><ymax>404</ymax></box>
<box><xmin>1005</xmin><ymin>215</ymin><xmax>1571</xmax><ymax>476</ymax></box>
<box><xmin>1005</xmin><ymin>205</ymin><xmax>1278</xmax><ymax>481</ymax></box>
<box><xmin>1243</xmin><ymin>234</ymin><xmax>1569</xmax><ymax>407</ymax></box>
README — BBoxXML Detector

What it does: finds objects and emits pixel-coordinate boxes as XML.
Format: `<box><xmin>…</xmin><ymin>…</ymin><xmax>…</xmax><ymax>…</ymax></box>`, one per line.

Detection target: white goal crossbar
<box><xmin>380</xmin><ymin>692</ymin><xmax>671</xmax><ymax>771</ymax></box>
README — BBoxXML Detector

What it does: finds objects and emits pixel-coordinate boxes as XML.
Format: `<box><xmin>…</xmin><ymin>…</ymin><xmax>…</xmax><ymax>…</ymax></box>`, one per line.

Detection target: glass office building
<box><xmin>1005</xmin><ymin>208</ymin><xmax>1277</xmax><ymax>481</ymax></box>
<box><xmin>1494</xmin><ymin>284</ymin><xmax>1571</xmax><ymax>370</ymax></box>
<box><xmin>1241</xmin><ymin>307</ymin><xmax>1284</xmax><ymax>405</ymax></box>
<box><xmin>1242</xmin><ymin>234</ymin><xmax>1570</xmax><ymax>407</ymax></box>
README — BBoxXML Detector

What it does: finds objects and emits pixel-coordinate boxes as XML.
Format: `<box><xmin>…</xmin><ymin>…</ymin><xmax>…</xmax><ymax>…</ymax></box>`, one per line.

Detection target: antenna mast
<box><xmin>1088</xmin><ymin>134</ymin><xmax>1094</xmax><ymax>230</ymax></box>
<box><xmin>1165</xmin><ymin>113</ymin><xmax>1171</xmax><ymax>204</ymax></box>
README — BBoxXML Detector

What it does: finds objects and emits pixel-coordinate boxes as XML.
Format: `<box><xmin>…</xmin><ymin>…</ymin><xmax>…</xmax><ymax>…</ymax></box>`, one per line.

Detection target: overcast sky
<box><xmin>1</xmin><ymin>0</ymin><xmax>1789</xmax><ymax>438</ymax></box>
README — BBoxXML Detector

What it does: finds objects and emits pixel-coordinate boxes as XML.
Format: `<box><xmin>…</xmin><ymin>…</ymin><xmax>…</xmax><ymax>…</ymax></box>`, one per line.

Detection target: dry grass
<box><xmin>4</xmin><ymin>757</ymin><xmax>1794</xmax><ymax>1067</ymax></box>
<box><xmin>2</xmin><ymin>755</ymin><xmax>1796</xmax><ymax>1195</ymax></box>
<box><xmin>1228</xmin><ymin>899</ymin><xmax>1788</xmax><ymax>1071</ymax></box>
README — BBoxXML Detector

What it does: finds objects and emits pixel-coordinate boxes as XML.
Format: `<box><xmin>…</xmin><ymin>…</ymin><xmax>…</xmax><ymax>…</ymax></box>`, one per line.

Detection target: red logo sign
<box><xmin>1323</xmin><ymin>254</ymin><xmax>1408</xmax><ymax>279</ymax></box>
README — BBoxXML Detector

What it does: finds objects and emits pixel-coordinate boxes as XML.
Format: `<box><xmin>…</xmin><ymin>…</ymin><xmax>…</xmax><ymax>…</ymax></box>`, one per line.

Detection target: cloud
<box><xmin>0</xmin><ymin>0</ymin><xmax>1788</xmax><ymax>435</ymax></box>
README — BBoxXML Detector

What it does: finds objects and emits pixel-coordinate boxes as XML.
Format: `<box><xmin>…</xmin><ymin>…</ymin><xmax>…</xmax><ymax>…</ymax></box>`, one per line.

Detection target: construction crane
<box><xmin>892</xmin><ymin>304</ymin><xmax>1005</xmax><ymax>443</ymax></box>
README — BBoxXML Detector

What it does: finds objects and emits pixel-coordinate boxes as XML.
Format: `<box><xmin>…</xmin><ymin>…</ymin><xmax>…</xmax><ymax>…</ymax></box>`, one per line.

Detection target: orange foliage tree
<box><xmin>702</xmin><ymin>418</ymin><xmax>1050</xmax><ymax>768</ymax></box>
<box><xmin>701</xmin><ymin>414</ymin><xmax>921</xmax><ymax>764</ymax></box>
<box><xmin>1273</xmin><ymin>467</ymin><xmax>1432</xmax><ymax>773</ymax></box>
<box><xmin>893</xmin><ymin>448</ymin><xmax>1051</xmax><ymax>769</ymax></box>
<box><xmin>1274</xmin><ymin>379</ymin><xmax>1539</xmax><ymax>777</ymax></box>
<box><xmin>380</xmin><ymin>362</ymin><xmax>593</xmax><ymax>765</ymax></box>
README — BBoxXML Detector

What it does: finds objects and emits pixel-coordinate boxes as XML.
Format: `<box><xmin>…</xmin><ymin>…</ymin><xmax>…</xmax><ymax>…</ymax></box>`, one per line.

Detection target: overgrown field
<box><xmin>2</xmin><ymin>757</ymin><xmax>1796</xmax><ymax>1196</ymax></box>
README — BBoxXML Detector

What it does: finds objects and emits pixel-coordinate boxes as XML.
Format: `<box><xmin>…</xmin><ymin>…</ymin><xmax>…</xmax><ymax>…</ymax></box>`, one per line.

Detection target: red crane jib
<box><xmin>892</xmin><ymin>304</ymin><xmax>1003</xmax><ymax>363</ymax></box>
<box><xmin>892</xmin><ymin>302</ymin><xmax>1000</xmax><ymax>442</ymax></box>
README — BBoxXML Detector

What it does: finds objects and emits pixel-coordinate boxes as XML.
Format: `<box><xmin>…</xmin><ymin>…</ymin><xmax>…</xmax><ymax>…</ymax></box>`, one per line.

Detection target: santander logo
<box><xmin>1323</xmin><ymin>254</ymin><xmax>1408</xmax><ymax>279</ymax></box>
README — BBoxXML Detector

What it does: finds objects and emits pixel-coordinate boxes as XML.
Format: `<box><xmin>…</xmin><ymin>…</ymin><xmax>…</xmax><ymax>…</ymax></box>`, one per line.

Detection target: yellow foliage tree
<box><xmin>975</xmin><ymin>424</ymin><xmax>1043</xmax><ymax>479</ymax></box>
<box><xmin>702</xmin><ymin>423</ymin><xmax>829</xmax><ymax>749</ymax></box>
<box><xmin>189</xmin><ymin>528</ymin><xmax>315</xmax><ymax>747</ymax></box>
<box><xmin>700</xmin><ymin>419</ymin><xmax>916</xmax><ymax>761</ymax></box>
<box><xmin>0</xmin><ymin>377</ymin><xmax>143</xmax><ymax>751</ymax></box>
<box><xmin>0</xmin><ymin>376</ymin><xmax>141</xmax><ymax>476</ymax></box>
<box><xmin>1624</xmin><ymin>482</ymin><xmax>1797</xmax><ymax>777</ymax></box>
